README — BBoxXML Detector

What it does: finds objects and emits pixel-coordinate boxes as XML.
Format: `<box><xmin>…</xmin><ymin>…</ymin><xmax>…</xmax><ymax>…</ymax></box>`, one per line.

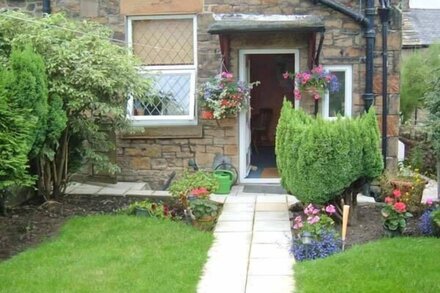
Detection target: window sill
<box><xmin>122</xmin><ymin>124</ymin><xmax>203</xmax><ymax>139</ymax></box>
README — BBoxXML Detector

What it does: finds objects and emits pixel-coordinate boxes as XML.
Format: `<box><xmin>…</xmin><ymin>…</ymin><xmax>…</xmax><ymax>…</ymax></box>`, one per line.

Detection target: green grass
<box><xmin>295</xmin><ymin>238</ymin><xmax>440</xmax><ymax>293</ymax></box>
<box><xmin>0</xmin><ymin>215</ymin><xmax>213</xmax><ymax>292</ymax></box>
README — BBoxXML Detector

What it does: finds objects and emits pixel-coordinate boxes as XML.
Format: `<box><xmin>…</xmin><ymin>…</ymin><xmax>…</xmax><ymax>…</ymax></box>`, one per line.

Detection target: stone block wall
<box><xmin>0</xmin><ymin>0</ymin><xmax>404</xmax><ymax>185</ymax></box>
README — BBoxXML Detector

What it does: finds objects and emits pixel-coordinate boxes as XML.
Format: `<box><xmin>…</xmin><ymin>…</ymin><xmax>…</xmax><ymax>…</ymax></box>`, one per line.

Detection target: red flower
<box><xmin>393</xmin><ymin>189</ymin><xmax>401</xmax><ymax>198</ymax></box>
<box><xmin>394</xmin><ymin>202</ymin><xmax>406</xmax><ymax>213</ymax></box>
<box><xmin>384</xmin><ymin>196</ymin><xmax>393</xmax><ymax>204</ymax></box>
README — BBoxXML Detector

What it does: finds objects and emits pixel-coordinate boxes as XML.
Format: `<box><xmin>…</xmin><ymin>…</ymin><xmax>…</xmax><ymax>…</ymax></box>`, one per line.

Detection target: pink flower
<box><xmin>312</xmin><ymin>208</ymin><xmax>320</xmax><ymax>215</ymax></box>
<box><xmin>384</xmin><ymin>196</ymin><xmax>393</xmax><ymax>204</ymax></box>
<box><xmin>294</xmin><ymin>216</ymin><xmax>302</xmax><ymax>223</ymax></box>
<box><xmin>325</xmin><ymin>204</ymin><xmax>336</xmax><ymax>215</ymax></box>
<box><xmin>283</xmin><ymin>71</ymin><xmax>290</xmax><ymax>79</ymax></box>
<box><xmin>394</xmin><ymin>202</ymin><xmax>406</xmax><ymax>213</ymax></box>
<box><xmin>302</xmin><ymin>73</ymin><xmax>311</xmax><ymax>83</ymax></box>
<box><xmin>393</xmin><ymin>189</ymin><xmax>401</xmax><ymax>198</ymax></box>
<box><xmin>426</xmin><ymin>198</ymin><xmax>433</xmax><ymax>206</ymax></box>
<box><xmin>312</xmin><ymin>65</ymin><xmax>323</xmax><ymax>74</ymax></box>
<box><xmin>313</xmin><ymin>94</ymin><xmax>320</xmax><ymax>100</ymax></box>
<box><xmin>293</xmin><ymin>222</ymin><xmax>303</xmax><ymax>230</ymax></box>
<box><xmin>307</xmin><ymin>216</ymin><xmax>320</xmax><ymax>224</ymax></box>
<box><xmin>304</xmin><ymin>204</ymin><xmax>314</xmax><ymax>216</ymax></box>
<box><xmin>221</xmin><ymin>71</ymin><xmax>233</xmax><ymax>80</ymax></box>
<box><xmin>294</xmin><ymin>89</ymin><xmax>302</xmax><ymax>100</ymax></box>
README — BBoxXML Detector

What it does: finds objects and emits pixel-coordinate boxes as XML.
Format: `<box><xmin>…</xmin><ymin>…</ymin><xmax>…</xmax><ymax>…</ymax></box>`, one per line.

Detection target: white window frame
<box><xmin>322</xmin><ymin>65</ymin><xmax>352</xmax><ymax>119</ymax></box>
<box><xmin>126</xmin><ymin>14</ymin><xmax>198</xmax><ymax>126</ymax></box>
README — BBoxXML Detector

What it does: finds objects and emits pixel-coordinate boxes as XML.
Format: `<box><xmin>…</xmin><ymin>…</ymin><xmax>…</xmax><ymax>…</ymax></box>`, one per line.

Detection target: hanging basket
<box><xmin>200</xmin><ymin>109</ymin><xmax>214</xmax><ymax>120</ymax></box>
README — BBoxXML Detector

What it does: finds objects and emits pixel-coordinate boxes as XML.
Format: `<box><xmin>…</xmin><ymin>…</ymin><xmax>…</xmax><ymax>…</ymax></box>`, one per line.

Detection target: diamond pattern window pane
<box><xmin>133</xmin><ymin>72</ymin><xmax>192</xmax><ymax>116</ymax></box>
<box><xmin>133</xmin><ymin>18</ymin><xmax>194</xmax><ymax>66</ymax></box>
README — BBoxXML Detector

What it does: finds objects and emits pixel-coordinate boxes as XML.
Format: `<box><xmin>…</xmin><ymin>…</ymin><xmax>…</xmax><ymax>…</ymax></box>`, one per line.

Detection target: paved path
<box><xmin>198</xmin><ymin>187</ymin><xmax>298</xmax><ymax>293</ymax></box>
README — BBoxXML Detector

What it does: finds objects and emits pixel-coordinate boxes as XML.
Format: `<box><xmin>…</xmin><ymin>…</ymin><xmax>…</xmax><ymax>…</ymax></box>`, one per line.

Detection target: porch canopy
<box><xmin>207</xmin><ymin>14</ymin><xmax>325</xmax><ymax>70</ymax></box>
<box><xmin>208</xmin><ymin>14</ymin><xmax>325</xmax><ymax>34</ymax></box>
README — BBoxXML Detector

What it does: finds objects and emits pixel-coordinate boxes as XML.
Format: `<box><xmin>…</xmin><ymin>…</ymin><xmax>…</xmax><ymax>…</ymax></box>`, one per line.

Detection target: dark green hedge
<box><xmin>275</xmin><ymin>100</ymin><xmax>383</xmax><ymax>204</ymax></box>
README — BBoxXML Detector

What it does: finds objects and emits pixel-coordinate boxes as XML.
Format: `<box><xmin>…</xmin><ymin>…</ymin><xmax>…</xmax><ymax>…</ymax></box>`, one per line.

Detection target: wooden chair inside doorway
<box><xmin>251</xmin><ymin>108</ymin><xmax>273</xmax><ymax>153</ymax></box>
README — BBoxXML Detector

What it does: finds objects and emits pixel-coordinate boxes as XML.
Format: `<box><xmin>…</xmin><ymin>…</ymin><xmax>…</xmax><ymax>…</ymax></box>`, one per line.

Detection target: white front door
<box><xmin>238</xmin><ymin>49</ymin><xmax>299</xmax><ymax>184</ymax></box>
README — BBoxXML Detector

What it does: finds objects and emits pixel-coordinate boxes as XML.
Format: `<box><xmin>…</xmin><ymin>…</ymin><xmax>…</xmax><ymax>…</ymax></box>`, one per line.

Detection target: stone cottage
<box><xmin>0</xmin><ymin>0</ymin><xmax>403</xmax><ymax>188</ymax></box>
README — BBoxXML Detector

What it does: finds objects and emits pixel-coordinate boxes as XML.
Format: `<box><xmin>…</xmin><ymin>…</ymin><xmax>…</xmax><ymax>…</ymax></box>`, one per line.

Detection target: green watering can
<box><xmin>213</xmin><ymin>170</ymin><xmax>235</xmax><ymax>194</ymax></box>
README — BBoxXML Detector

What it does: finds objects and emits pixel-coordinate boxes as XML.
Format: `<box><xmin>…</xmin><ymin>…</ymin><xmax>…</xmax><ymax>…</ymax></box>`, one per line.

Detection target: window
<box><xmin>322</xmin><ymin>65</ymin><xmax>352</xmax><ymax>119</ymax></box>
<box><xmin>127</xmin><ymin>15</ymin><xmax>197</xmax><ymax>125</ymax></box>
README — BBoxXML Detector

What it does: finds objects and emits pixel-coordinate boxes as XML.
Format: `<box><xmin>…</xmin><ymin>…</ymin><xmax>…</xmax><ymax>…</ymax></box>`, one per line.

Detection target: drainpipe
<box><xmin>42</xmin><ymin>0</ymin><xmax>51</xmax><ymax>14</ymax></box>
<box><xmin>311</xmin><ymin>0</ymin><xmax>375</xmax><ymax>111</ymax></box>
<box><xmin>379</xmin><ymin>0</ymin><xmax>391</xmax><ymax>169</ymax></box>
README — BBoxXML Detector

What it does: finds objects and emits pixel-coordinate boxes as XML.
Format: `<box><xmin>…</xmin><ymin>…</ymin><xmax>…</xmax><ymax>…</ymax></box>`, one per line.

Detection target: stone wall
<box><xmin>0</xmin><ymin>0</ymin><xmax>404</xmax><ymax>185</ymax></box>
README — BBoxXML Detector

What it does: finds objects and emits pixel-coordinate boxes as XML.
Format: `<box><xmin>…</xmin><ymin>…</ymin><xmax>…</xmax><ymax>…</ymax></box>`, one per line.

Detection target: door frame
<box><xmin>238</xmin><ymin>49</ymin><xmax>300</xmax><ymax>184</ymax></box>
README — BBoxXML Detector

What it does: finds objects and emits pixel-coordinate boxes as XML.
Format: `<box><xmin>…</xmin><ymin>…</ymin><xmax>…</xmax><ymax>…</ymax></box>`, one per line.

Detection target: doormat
<box><xmin>261</xmin><ymin>167</ymin><xmax>279</xmax><ymax>178</ymax></box>
<box><xmin>243</xmin><ymin>185</ymin><xmax>287</xmax><ymax>194</ymax></box>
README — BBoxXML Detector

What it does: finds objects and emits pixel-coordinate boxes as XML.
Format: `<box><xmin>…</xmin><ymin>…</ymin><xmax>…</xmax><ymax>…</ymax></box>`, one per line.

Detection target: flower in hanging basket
<box><xmin>199</xmin><ymin>71</ymin><xmax>259</xmax><ymax>119</ymax></box>
<box><xmin>283</xmin><ymin>65</ymin><xmax>339</xmax><ymax>100</ymax></box>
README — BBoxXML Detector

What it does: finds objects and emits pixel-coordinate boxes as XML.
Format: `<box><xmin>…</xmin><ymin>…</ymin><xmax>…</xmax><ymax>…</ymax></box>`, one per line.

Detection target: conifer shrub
<box><xmin>275</xmin><ymin>100</ymin><xmax>383</xmax><ymax>206</ymax></box>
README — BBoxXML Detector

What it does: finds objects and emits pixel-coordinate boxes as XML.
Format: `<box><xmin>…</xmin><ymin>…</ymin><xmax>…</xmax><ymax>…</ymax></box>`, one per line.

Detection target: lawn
<box><xmin>294</xmin><ymin>237</ymin><xmax>440</xmax><ymax>293</ymax></box>
<box><xmin>0</xmin><ymin>215</ymin><xmax>213</xmax><ymax>292</ymax></box>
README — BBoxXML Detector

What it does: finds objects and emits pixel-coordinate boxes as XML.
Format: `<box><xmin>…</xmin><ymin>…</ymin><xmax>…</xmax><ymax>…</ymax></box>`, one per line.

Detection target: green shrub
<box><xmin>275</xmin><ymin>100</ymin><xmax>383</xmax><ymax>204</ymax></box>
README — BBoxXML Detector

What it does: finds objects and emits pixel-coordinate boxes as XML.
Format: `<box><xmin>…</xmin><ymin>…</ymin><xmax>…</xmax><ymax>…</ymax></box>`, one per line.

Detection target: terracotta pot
<box><xmin>201</xmin><ymin>110</ymin><xmax>214</xmax><ymax>120</ymax></box>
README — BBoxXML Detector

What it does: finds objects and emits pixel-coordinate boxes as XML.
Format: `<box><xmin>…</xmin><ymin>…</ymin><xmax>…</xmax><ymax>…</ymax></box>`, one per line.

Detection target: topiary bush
<box><xmin>275</xmin><ymin>100</ymin><xmax>383</xmax><ymax>214</ymax></box>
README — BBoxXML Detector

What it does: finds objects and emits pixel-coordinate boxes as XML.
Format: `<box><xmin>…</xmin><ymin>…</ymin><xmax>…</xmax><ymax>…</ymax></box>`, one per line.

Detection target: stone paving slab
<box><xmin>252</xmin><ymin>232</ymin><xmax>291</xmax><ymax>245</ymax></box>
<box><xmin>215</xmin><ymin>221</ymin><xmax>254</xmax><ymax>233</ymax></box>
<box><xmin>246</xmin><ymin>276</ymin><xmax>294</xmax><ymax>293</ymax></box>
<box><xmin>255</xmin><ymin>211</ymin><xmax>289</xmax><ymax>221</ymax></box>
<box><xmin>218</xmin><ymin>211</ymin><xmax>254</xmax><ymax>221</ymax></box>
<box><xmin>250</xmin><ymin>243</ymin><xmax>291</xmax><ymax>259</ymax></box>
<box><xmin>253</xmin><ymin>220</ymin><xmax>291</xmax><ymax>232</ymax></box>
<box><xmin>256</xmin><ymin>203</ymin><xmax>288</xmax><ymax>212</ymax></box>
<box><xmin>222</xmin><ymin>203</ymin><xmax>255</xmax><ymax>212</ymax></box>
<box><xmin>226</xmin><ymin>195</ymin><xmax>256</xmax><ymax>203</ymax></box>
<box><xmin>248</xmin><ymin>259</ymin><xmax>294</xmax><ymax>276</ymax></box>
<box><xmin>256</xmin><ymin>195</ymin><xmax>287</xmax><ymax>203</ymax></box>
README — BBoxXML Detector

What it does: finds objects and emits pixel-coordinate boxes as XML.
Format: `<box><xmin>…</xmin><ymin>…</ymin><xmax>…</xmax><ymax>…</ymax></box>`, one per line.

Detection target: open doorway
<box><xmin>239</xmin><ymin>49</ymin><xmax>299</xmax><ymax>183</ymax></box>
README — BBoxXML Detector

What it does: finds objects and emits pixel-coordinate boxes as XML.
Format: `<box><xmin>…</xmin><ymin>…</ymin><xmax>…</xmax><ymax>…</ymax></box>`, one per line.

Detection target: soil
<box><xmin>1</xmin><ymin>196</ymin><xmax>423</xmax><ymax>262</ymax></box>
<box><xmin>290</xmin><ymin>202</ymin><xmax>422</xmax><ymax>248</ymax></box>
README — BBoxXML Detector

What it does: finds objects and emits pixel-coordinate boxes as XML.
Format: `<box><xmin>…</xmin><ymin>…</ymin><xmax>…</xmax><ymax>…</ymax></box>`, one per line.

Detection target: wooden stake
<box><xmin>342</xmin><ymin>205</ymin><xmax>350</xmax><ymax>251</ymax></box>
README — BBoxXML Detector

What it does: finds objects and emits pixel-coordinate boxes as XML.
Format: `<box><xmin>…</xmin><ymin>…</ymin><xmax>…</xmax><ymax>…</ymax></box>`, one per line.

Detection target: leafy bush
<box><xmin>291</xmin><ymin>230</ymin><xmax>341</xmax><ymax>262</ymax></box>
<box><xmin>275</xmin><ymin>100</ymin><xmax>383</xmax><ymax>205</ymax></box>
<box><xmin>120</xmin><ymin>200</ymin><xmax>170</xmax><ymax>219</ymax></box>
<box><xmin>0</xmin><ymin>58</ymin><xmax>36</xmax><ymax>215</ymax></box>
<box><xmin>169</xmin><ymin>170</ymin><xmax>219</xmax><ymax>207</ymax></box>
<box><xmin>0</xmin><ymin>11</ymin><xmax>150</xmax><ymax>199</ymax></box>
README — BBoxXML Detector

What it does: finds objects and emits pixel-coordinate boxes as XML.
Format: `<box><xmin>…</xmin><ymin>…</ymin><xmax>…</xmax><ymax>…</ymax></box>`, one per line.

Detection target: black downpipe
<box><xmin>42</xmin><ymin>0</ymin><xmax>51</xmax><ymax>14</ymax></box>
<box><xmin>312</xmin><ymin>0</ymin><xmax>375</xmax><ymax>111</ymax></box>
<box><xmin>379</xmin><ymin>1</ymin><xmax>391</xmax><ymax>169</ymax></box>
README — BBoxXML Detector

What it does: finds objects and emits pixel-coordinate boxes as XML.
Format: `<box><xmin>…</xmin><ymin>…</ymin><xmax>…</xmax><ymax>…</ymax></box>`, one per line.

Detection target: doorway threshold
<box><xmin>242</xmin><ymin>184</ymin><xmax>287</xmax><ymax>194</ymax></box>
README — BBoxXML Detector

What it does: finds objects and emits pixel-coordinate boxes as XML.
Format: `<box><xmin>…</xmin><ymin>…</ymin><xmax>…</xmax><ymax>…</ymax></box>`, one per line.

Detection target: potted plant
<box><xmin>168</xmin><ymin>170</ymin><xmax>220</xmax><ymax>209</ymax></box>
<box><xmin>198</xmin><ymin>71</ymin><xmax>259</xmax><ymax>120</ymax></box>
<box><xmin>382</xmin><ymin>189</ymin><xmax>413</xmax><ymax>236</ymax></box>
<box><xmin>382</xmin><ymin>167</ymin><xmax>427</xmax><ymax>214</ymax></box>
<box><xmin>188</xmin><ymin>198</ymin><xmax>220</xmax><ymax>230</ymax></box>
